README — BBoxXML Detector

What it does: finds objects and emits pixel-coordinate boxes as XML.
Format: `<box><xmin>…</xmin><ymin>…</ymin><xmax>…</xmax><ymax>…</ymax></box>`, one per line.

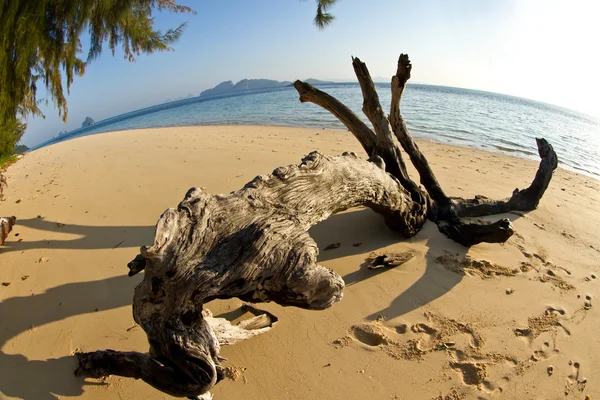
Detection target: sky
<box><xmin>22</xmin><ymin>0</ymin><xmax>600</xmax><ymax>147</ymax></box>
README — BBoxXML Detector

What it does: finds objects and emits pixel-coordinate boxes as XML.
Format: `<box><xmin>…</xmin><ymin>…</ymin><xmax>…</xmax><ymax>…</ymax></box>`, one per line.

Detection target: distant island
<box><xmin>82</xmin><ymin>116</ymin><xmax>95</xmax><ymax>128</ymax></box>
<box><xmin>199</xmin><ymin>78</ymin><xmax>336</xmax><ymax>98</ymax></box>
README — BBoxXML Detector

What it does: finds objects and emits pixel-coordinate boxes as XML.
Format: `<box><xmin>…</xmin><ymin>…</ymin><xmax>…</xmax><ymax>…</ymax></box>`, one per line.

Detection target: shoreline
<box><xmin>25</xmin><ymin>123</ymin><xmax>600</xmax><ymax>181</ymax></box>
<box><xmin>1</xmin><ymin>125</ymin><xmax>599</xmax><ymax>399</ymax></box>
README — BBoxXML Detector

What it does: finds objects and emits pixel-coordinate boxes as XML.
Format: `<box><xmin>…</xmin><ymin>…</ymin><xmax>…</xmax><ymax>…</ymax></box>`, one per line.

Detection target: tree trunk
<box><xmin>75</xmin><ymin>53</ymin><xmax>558</xmax><ymax>398</ymax></box>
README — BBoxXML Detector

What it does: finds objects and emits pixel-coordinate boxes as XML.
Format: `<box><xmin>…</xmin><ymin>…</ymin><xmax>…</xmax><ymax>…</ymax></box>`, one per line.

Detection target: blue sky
<box><xmin>22</xmin><ymin>0</ymin><xmax>600</xmax><ymax>146</ymax></box>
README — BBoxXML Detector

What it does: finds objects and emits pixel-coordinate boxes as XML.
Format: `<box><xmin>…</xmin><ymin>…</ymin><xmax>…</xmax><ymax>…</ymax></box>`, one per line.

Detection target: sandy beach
<box><xmin>1</xmin><ymin>125</ymin><xmax>599</xmax><ymax>400</ymax></box>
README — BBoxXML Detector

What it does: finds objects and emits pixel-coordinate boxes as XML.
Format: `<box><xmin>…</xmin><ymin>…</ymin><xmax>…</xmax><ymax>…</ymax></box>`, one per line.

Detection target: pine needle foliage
<box><xmin>0</xmin><ymin>0</ymin><xmax>194</xmax><ymax>155</ymax></box>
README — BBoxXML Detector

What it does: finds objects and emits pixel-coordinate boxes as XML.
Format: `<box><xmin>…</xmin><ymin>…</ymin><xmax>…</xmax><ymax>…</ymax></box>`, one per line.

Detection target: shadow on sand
<box><xmin>0</xmin><ymin>217</ymin><xmax>155</xmax><ymax>254</ymax></box>
<box><xmin>0</xmin><ymin>275</ymin><xmax>140</xmax><ymax>399</ymax></box>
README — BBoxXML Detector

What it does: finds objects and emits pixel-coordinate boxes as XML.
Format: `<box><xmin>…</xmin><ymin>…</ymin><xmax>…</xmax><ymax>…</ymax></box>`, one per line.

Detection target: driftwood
<box><xmin>75</xmin><ymin>54</ymin><xmax>557</xmax><ymax>398</ymax></box>
<box><xmin>366</xmin><ymin>250</ymin><xmax>416</xmax><ymax>270</ymax></box>
<box><xmin>0</xmin><ymin>216</ymin><xmax>16</xmax><ymax>245</ymax></box>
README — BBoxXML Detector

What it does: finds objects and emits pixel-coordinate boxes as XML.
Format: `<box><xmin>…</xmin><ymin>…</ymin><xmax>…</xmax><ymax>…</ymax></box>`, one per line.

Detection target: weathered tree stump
<box><xmin>75</xmin><ymin>53</ymin><xmax>557</xmax><ymax>398</ymax></box>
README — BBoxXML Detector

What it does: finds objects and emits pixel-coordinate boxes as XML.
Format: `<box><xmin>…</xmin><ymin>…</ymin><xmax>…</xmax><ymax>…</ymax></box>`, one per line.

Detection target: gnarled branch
<box><xmin>452</xmin><ymin>138</ymin><xmax>558</xmax><ymax>217</ymax></box>
<box><xmin>389</xmin><ymin>54</ymin><xmax>449</xmax><ymax>207</ymax></box>
<box><xmin>352</xmin><ymin>56</ymin><xmax>423</xmax><ymax>202</ymax></box>
<box><xmin>293</xmin><ymin>80</ymin><xmax>376</xmax><ymax>154</ymax></box>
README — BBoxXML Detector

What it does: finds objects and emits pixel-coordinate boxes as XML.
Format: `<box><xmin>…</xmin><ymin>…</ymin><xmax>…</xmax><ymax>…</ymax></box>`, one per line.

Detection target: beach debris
<box><xmin>15</xmin><ymin>198</ymin><xmax>21</xmax><ymax>203</ymax></box>
<box><xmin>38</xmin><ymin>257</ymin><xmax>49</xmax><ymax>263</ymax></box>
<box><xmin>506</xmin><ymin>288</ymin><xmax>514</xmax><ymax>295</ymax></box>
<box><xmin>366</xmin><ymin>250</ymin><xmax>415</xmax><ymax>270</ymax></box>
<box><xmin>56</xmin><ymin>222</ymin><xmax>65</xmax><ymax>228</ymax></box>
<box><xmin>203</xmin><ymin>304</ymin><xmax>278</xmax><ymax>346</ymax></box>
<box><xmin>21</xmin><ymin>275</ymin><xmax>30</xmax><ymax>281</ymax></box>
<box><xmin>323</xmin><ymin>242</ymin><xmax>341</xmax><ymax>250</ymax></box>
<box><xmin>2</xmin><ymin>282</ymin><xmax>10</xmax><ymax>286</ymax></box>
<box><xmin>0</xmin><ymin>216</ymin><xmax>17</xmax><ymax>245</ymax></box>
<box><xmin>547</xmin><ymin>365</ymin><xmax>554</xmax><ymax>376</ymax></box>
<box><xmin>352</xmin><ymin>242</ymin><xmax>362</xmax><ymax>247</ymax></box>
<box><xmin>113</xmin><ymin>240</ymin><xmax>125</xmax><ymax>249</ymax></box>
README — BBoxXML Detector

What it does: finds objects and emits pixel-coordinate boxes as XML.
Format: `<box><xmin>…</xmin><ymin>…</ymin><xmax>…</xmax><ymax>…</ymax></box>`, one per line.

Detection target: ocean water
<box><xmin>32</xmin><ymin>83</ymin><xmax>600</xmax><ymax>178</ymax></box>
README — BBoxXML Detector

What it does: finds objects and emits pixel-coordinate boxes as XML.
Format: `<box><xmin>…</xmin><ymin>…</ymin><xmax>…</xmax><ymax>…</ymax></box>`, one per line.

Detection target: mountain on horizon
<box><xmin>199</xmin><ymin>78</ymin><xmax>346</xmax><ymax>97</ymax></box>
<box><xmin>200</xmin><ymin>79</ymin><xmax>292</xmax><ymax>97</ymax></box>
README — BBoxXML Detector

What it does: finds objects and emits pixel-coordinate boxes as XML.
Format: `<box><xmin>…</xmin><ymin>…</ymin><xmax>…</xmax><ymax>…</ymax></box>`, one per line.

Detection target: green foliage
<box><xmin>0</xmin><ymin>0</ymin><xmax>195</xmax><ymax>155</ymax></box>
<box><xmin>314</xmin><ymin>0</ymin><xmax>337</xmax><ymax>29</ymax></box>
<box><xmin>0</xmin><ymin>0</ymin><xmax>195</xmax><ymax>124</ymax></box>
<box><xmin>0</xmin><ymin>118</ymin><xmax>25</xmax><ymax>156</ymax></box>
<box><xmin>0</xmin><ymin>154</ymin><xmax>18</xmax><ymax>201</ymax></box>
<box><xmin>0</xmin><ymin>154</ymin><xmax>18</xmax><ymax>170</ymax></box>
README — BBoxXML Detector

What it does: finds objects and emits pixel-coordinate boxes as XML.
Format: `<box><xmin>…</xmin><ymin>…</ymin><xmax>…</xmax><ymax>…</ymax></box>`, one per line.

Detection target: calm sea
<box><xmin>31</xmin><ymin>83</ymin><xmax>600</xmax><ymax>178</ymax></box>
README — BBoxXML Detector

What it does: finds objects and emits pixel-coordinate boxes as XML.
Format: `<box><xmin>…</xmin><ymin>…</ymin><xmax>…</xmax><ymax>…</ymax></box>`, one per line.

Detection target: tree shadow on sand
<box><xmin>0</xmin><ymin>217</ymin><xmax>155</xmax><ymax>254</ymax></box>
<box><xmin>0</xmin><ymin>275</ymin><xmax>140</xmax><ymax>399</ymax></box>
<box><xmin>311</xmin><ymin>207</ymin><xmax>525</xmax><ymax>321</ymax></box>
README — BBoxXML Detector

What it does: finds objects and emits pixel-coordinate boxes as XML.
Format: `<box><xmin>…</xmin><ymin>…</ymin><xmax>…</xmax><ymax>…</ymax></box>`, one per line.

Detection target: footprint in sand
<box><xmin>538</xmin><ymin>269</ymin><xmax>575</xmax><ymax>291</ymax></box>
<box><xmin>532</xmin><ymin>338</ymin><xmax>560</xmax><ymax>362</ymax></box>
<box><xmin>449</xmin><ymin>360</ymin><xmax>488</xmax><ymax>387</ymax></box>
<box><xmin>350</xmin><ymin>323</ymin><xmax>389</xmax><ymax>347</ymax></box>
<box><xmin>340</xmin><ymin>313</ymin><xmax>547</xmax><ymax>395</ymax></box>
<box><xmin>435</xmin><ymin>252</ymin><xmax>521</xmax><ymax>279</ymax></box>
<box><xmin>394</xmin><ymin>323</ymin><xmax>408</xmax><ymax>334</ymax></box>
<box><xmin>342</xmin><ymin>313</ymin><xmax>485</xmax><ymax>363</ymax></box>
<box><xmin>565</xmin><ymin>360</ymin><xmax>587</xmax><ymax>395</ymax></box>
<box><xmin>514</xmin><ymin>306</ymin><xmax>570</xmax><ymax>340</ymax></box>
<box><xmin>584</xmin><ymin>295</ymin><xmax>593</xmax><ymax>310</ymax></box>
<box><xmin>567</xmin><ymin>360</ymin><xmax>582</xmax><ymax>382</ymax></box>
<box><xmin>411</xmin><ymin>322</ymin><xmax>439</xmax><ymax>351</ymax></box>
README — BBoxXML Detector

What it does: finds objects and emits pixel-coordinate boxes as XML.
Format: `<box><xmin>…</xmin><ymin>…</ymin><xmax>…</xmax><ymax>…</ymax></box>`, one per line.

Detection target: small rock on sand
<box><xmin>324</xmin><ymin>242</ymin><xmax>341</xmax><ymax>251</ymax></box>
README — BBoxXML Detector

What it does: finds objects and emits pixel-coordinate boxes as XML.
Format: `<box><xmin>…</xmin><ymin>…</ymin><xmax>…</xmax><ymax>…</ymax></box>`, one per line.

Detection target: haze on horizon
<box><xmin>22</xmin><ymin>0</ymin><xmax>600</xmax><ymax>147</ymax></box>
